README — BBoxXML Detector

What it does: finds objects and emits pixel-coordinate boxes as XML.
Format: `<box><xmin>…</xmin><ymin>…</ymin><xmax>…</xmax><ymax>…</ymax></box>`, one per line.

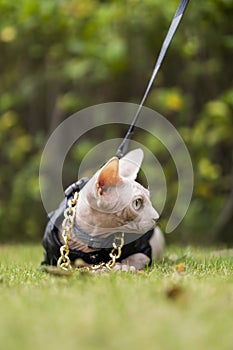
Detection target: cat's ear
<box><xmin>119</xmin><ymin>148</ymin><xmax>144</xmax><ymax>180</ymax></box>
<box><xmin>96</xmin><ymin>157</ymin><xmax>121</xmax><ymax>195</ymax></box>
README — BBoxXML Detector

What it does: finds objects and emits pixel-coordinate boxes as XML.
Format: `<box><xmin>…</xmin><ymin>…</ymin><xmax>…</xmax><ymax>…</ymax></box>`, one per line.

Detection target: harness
<box><xmin>41</xmin><ymin>177</ymin><xmax>153</xmax><ymax>267</ymax></box>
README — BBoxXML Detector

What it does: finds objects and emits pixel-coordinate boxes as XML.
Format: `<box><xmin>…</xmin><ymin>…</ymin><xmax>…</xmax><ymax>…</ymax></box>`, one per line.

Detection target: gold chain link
<box><xmin>91</xmin><ymin>232</ymin><xmax>125</xmax><ymax>271</ymax></box>
<box><xmin>57</xmin><ymin>191</ymin><xmax>79</xmax><ymax>271</ymax></box>
<box><xmin>105</xmin><ymin>233</ymin><xmax>125</xmax><ymax>270</ymax></box>
<box><xmin>57</xmin><ymin>191</ymin><xmax>124</xmax><ymax>273</ymax></box>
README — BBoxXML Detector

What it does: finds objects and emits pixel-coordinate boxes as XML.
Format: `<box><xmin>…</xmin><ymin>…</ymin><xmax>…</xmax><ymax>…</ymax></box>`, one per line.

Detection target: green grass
<box><xmin>0</xmin><ymin>245</ymin><xmax>232</xmax><ymax>350</ymax></box>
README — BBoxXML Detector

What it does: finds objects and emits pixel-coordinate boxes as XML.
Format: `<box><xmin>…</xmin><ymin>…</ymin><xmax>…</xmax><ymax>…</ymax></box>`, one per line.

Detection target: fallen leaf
<box><xmin>165</xmin><ymin>284</ymin><xmax>184</xmax><ymax>300</ymax></box>
<box><xmin>176</xmin><ymin>263</ymin><xmax>186</xmax><ymax>274</ymax></box>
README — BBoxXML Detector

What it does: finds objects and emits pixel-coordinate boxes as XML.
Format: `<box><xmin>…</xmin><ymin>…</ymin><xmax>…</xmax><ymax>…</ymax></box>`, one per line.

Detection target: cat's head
<box><xmin>78</xmin><ymin>149</ymin><xmax>159</xmax><ymax>235</ymax></box>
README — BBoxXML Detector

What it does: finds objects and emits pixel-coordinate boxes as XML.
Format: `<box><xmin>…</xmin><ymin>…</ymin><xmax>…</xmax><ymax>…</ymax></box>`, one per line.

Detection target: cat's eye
<box><xmin>133</xmin><ymin>198</ymin><xmax>143</xmax><ymax>210</ymax></box>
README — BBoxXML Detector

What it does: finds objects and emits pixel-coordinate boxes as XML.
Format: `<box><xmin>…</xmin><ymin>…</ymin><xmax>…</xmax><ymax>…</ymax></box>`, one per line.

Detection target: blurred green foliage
<box><xmin>0</xmin><ymin>0</ymin><xmax>232</xmax><ymax>244</ymax></box>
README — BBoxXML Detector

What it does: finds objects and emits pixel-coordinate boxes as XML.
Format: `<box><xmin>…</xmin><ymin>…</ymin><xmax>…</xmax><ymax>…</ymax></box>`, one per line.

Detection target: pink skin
<box><xmin>65</xmin><ymin>149</ymin><xmax>164</xmax><ymax>272</ymax></box>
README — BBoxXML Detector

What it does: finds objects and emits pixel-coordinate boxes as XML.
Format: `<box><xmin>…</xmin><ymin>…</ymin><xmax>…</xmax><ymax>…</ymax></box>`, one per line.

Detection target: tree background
<box><xmin>0</xmin><ymin>0</ymin><xmax>232</xmax><ymax>245</ymax></box>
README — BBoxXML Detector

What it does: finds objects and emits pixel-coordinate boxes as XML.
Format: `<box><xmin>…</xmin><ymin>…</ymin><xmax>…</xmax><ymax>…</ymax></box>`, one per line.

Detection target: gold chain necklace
<box><xmin>56</xmin><ymin>192</ymin><xmax>124</xmax><ymax>274</ymax></box>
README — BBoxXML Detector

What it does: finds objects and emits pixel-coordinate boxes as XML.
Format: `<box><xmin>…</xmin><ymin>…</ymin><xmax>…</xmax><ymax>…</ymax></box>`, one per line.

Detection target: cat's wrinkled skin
<box><xmin>63</xmin><ymin>149</ymin><xmax>165</xmax><ymax>272</ymax></box>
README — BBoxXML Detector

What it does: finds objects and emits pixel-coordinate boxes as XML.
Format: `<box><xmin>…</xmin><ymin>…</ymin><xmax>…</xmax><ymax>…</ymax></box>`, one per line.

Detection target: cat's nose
<box><xmin>153</xmin><ymin>209</ymin><xmax>160</xmax><ymax>221</ymax></box>
<box><xmin>152</xmin><ymin>209</ymin><xmax>159</xmax><ymax>226</ymax></box>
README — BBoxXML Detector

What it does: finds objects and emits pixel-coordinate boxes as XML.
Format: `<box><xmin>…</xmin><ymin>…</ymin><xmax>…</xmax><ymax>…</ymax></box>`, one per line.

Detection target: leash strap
<box><xmin>116</xmin><ymin>0</ymin><xmax>190</xmax><ymax>158</ymax></box>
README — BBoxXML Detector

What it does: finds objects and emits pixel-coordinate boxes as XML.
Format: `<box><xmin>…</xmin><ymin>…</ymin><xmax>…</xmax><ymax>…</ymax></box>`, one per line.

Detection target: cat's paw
<box><xmin>112</xmin><ymin>263</ymin><xmax>136</xmax><ymax>274</ymax></box>
<box><xmin>121</xmin><ymin>253</ymin><xmax>150</xmax><ymax>270</ymax></box>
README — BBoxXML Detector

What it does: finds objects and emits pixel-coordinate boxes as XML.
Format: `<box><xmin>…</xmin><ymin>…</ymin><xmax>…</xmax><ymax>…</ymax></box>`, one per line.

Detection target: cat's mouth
<box><xmin>147</xmin><ymin>216</ymin><xmax>159</xmax><ymax>230</ymax></box>
<box><xmin>147</xmin><ymin>218</ymin><xmax>158</xmax><ymax>231</ymax></box>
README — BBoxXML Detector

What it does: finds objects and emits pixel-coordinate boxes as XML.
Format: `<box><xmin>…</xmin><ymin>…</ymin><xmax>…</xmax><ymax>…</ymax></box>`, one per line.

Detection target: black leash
<box><xmin>116</xmin><ymin>0</ymin><xmax>190</xmax><ymax>158</ymax></box>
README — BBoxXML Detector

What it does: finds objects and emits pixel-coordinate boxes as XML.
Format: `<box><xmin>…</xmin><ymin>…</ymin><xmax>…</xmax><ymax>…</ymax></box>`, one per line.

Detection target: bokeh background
<box><xmin>0</xmin><ymin>0</ymin><xmax>232</xmax><ymax>245</ymax></box>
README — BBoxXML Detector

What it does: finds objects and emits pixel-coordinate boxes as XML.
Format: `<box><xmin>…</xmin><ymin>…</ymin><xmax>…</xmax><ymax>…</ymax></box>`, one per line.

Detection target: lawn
<box><xmin>0</xmin><ymin>244</ymin><xmax>232</xmax><ymax>350</ymax></box>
